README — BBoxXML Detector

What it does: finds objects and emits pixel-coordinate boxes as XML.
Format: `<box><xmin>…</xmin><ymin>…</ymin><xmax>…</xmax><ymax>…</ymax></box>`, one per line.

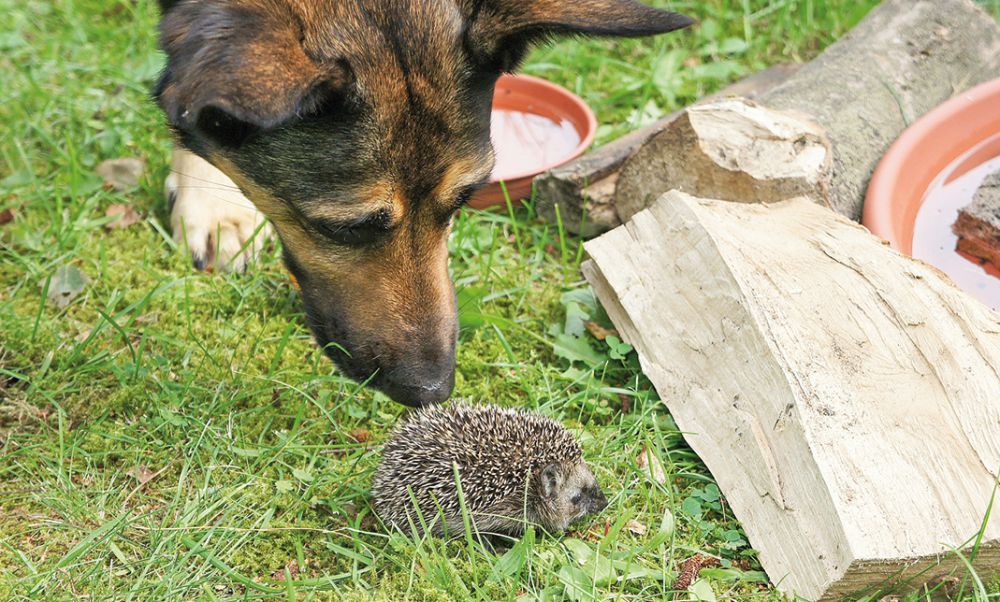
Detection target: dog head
<box><xmin>155</xmin><ymin>0</ymin><xmax>692</xmax><ymax>406</ymax></box>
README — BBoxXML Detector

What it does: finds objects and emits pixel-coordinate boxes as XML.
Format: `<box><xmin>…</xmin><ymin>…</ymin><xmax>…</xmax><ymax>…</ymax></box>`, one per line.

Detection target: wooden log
<box><xmin>582</xmin><ymin>190</ymin><xmax>1000</xmax><ymax>601</ymax></box>
<box><xmin>615</xmin><ymin>0</ymin><xmax>1000</xmax><ymax>222</ymax></box>
<box><xmin>533</xmin><ymin>64</ymin><xmax>799</xmax><ymax>237</ymax></box>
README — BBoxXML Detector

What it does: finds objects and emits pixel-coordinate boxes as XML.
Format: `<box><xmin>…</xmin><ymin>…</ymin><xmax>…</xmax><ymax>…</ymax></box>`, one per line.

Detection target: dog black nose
<box><xmin>381</xmin><ymin>369</ymin><xmax>455</xmax><ymax>407</ymax></box>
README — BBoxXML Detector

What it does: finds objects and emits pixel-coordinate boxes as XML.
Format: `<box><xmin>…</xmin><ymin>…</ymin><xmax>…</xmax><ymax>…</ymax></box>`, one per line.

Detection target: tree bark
<box><xmin>615</xmin><ymin>0</ymin><xmax>1000</xmax><ymax>222</ymax></box>
<box><xmin>582</xmin><ymin>190</ymin><xmax>1000</xmax><ymax>601</ymax></box>
<box><xmin>955</xmin><ymin>169</ymin><xmax>1000</xmax><ymax>269</ymax></box>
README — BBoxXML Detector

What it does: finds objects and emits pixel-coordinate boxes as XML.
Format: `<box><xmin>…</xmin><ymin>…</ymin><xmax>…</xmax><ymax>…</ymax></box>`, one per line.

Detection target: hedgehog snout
<box><xmin>589</xmin><ymin>489</ymin><xmax>609</xmax><ymax>514</ymax></box>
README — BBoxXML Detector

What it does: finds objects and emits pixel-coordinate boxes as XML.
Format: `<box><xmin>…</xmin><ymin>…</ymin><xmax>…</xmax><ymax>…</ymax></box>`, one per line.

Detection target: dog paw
<box><xmin>166</xmin><ymin>149</ymin><xmax>272</xmax><ymax>272</ymax></box>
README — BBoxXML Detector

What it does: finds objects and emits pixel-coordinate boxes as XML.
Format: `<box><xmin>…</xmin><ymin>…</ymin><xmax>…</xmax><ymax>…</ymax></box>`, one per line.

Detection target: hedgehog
<box><xmin>372</xmin><ymin>403</ymin><xmax>608</xmax><ymax>538</ymax></box>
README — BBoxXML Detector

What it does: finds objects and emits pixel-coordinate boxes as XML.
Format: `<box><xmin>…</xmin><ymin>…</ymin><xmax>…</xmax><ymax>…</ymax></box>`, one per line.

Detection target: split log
<box><xmin>533</xmin><ymin>64</ymin><xmax>799</xmax><ymax>237</ymax></box>
<box><xmin>615</xmin><ymin>98</ymin><xmax>834</xmax><ymax>219</ymax></box>
<box><xmin>583</xmin><ymin>190</ymin><xmax>1000</xmax><ymax>601</ymax></box>
<box><xmin>615</xmin><ymin>0</ymin><xmax>1000</xmax><ymax>222</ymax></box>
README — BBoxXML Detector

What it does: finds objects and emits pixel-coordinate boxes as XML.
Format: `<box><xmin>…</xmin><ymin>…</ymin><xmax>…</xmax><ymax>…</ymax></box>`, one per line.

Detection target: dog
<box><xmin>154</xmin><ymin>0</ymin><xmax>692</xmax><ymax>407</ymax></box>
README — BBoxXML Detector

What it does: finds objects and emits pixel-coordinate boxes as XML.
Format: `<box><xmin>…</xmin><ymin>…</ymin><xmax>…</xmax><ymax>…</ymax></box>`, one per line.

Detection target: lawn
<box><xmin>1</xmin><ymin>1</ymin><xmax>997</xmax><ymax>600</ymax></box>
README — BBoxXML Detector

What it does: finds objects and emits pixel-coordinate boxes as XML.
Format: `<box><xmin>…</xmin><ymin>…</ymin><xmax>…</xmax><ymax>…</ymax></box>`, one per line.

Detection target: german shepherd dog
<box><xmin>155</xmin><ymin>0</ymin><xmax>691</xmax><ymax>407</ymax></box>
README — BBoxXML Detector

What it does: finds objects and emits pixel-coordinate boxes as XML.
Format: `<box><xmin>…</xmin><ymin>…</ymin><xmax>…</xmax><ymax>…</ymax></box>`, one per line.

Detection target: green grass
<box><xmin>2</xmin><ymin>0</ymin><xmax>999</xmax><ymax>600</ymax></box>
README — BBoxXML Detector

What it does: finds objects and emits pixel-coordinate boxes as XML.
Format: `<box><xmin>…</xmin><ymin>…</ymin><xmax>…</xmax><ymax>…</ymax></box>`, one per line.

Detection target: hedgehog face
<box><xmin>534</xmin><ymin>462</ymin><xmax>608</xmax><ymax>532</ymax></box>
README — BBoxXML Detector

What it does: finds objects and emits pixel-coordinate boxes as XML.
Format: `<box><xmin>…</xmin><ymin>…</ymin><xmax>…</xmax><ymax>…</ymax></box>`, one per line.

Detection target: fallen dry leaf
<box><xmin>347</xmin><ymin>428</ymin><xmax>371</xmax><ymax>443</ymax></box>
<box><xmin>45</xmin><ymin>264</ymin><xmax>90</xmax><ymax>309</ymax></box>
<box><xmin>271</xmin><ymin>560</ymin><xmax>300</xmax><ymax>581</ymax></box>
<box><xmin>126</xmin><ymin>465</ymin><xmax>156</xmax><ymax>485</ymax></box>
<box><xmin>584</xmin><ymin>320</ymin><xmax>619</xmax><ymax>341</ymax></box>
<box><xmin>637</xmin><ymin>446</ymin><xmax>666</xmax><ymax>485</ymax></box>
<box><xmin>625</xmin><ymin>519</ymin><xmax>647</xmax><ymax>536</ymax></box>
<box><xmin>105</xmin><ymin>203</ymin><xmax>142</xmax><ymax>229</ymax></box>
<box><xmin>0</xmin><ymin>207</ymin><xmax>16</xmax><ymax>225</ymax></box>
<box><xmin>674</xmin><ymin>554</ymin><xmax>720</xmax><ymax>591</ymax></box>
<box><xmin>618</xmin><ymin>393</ymin><xmax>632</xmax><ymax>414</ymax></box>
<box><xmin>97</xmin><ymin>157</ymin><xmax>145</xmax><ymax>191</ymax></box>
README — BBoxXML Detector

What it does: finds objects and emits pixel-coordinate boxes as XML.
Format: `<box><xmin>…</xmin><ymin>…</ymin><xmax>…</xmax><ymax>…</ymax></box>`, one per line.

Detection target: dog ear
<box><xmin>154</xmin><ymin>1</ymin><xmax>348</xmax><ymax>147</ymax></box>
<box><xmin>463</xmin><ymin>0</ymin><xmax>694</xmax><ymax>71</ymax></box>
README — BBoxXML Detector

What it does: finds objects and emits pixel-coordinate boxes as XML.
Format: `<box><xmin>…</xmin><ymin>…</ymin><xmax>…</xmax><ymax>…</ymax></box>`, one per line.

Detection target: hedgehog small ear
<box><xmin>540</xmin><ymin>464</ymin><xmax>563</xmax><ymax>498</ymax></box>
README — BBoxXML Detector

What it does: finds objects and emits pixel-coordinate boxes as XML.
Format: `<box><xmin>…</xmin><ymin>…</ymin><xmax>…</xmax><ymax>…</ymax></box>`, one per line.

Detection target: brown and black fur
<box><xmin>154</xmin><ymin>0</ymin><xmax>692</xmax><ymax>406</ymax></box>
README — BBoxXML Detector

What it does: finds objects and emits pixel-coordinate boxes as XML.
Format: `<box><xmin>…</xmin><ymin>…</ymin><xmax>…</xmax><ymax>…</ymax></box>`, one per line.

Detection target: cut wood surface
<box><xmin>615</xmin><ymin>0</ymin><xmax>1000</xmax><ymax>222</ymax></box>
<box><xmin>533</xmin><ymin>64</ymin><xmax>799</xmax><ymax>237</ymax></box>
<box><xmin>583</xmin><ymin>191</ymin><xmax>1000</xmax><ymax>601</ymax></box>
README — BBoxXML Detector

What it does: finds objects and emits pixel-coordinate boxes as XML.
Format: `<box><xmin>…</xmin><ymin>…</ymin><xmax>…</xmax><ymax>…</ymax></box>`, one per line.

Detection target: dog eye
<box><xmin>313</xmin><ymin>210</ymin><xmax>392</xmax><ymax>246</ymax></box>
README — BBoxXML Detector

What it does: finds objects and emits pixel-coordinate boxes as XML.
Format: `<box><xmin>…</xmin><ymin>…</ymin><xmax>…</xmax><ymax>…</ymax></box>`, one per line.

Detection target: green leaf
<box><xmin>698</xmin><ymin>19</ymin><xmax>720</xmax><ymax>40</ymax></box>
<box><xmin>562</xmin><ymin>538</ymin><xmax>593</xmax><ymax>564</ymax></box>
<box><xmin>0</xmin><ymin>169</ymin><xmax>33</xmax><ymax>189</ymax></box>
<box><xmin>680</xmin><ymin>496</ymin><xmax>702</xmax><ymax>518</ymax></box>
<box><xmin>689</xmin><ymin>578</ymin><xmax>718</xmax><ymax>602</ymax></box>
<box><xmin>557</xmin><ymin>562</ymin><xmax>595</xmax><ymax>602</ymax></box>
<box><xmin>718</xmin><ymin>37</ymin><xmax>749</xmax><ymax>54</ymax></box>
<box><xmin>691</xmin><ymin>60</ymin><xmax>744</xmax><ymax>81</ymax></box>
<box><xmin>493</xmin><ymin>527</ymin><xmax>533</xmax><ymax>580</ymax></box>
<box><xmin>554</xmin><ymin>334</ymin><xmax>607</xmax><ymax>367</ymax></box>
<box><xmin>587</xmin><ymin>553</ymin><xmax>617</xmax><ymax>588</ymax></box>
<box><xmin>606</xmin><ymin>335</ymin><xmax>633</xmax><ymax>360</ymax></box>
<box><xmin>647</xmin><ymin>508</ymin><xmax>675</xmax><ymax>547</ymax></box>
<box><xmin>560</xmin><ymin>288</ymin><xmax>598</xmax><ymax>314</ymax></box>
<box><xmin>619</xmin><ymin>564</ymin><xmax>668</xmax><ymax>581</ymax></box>
<box><xmin>563</xmin><ymin>301</ymin><xmax>589</xmax><ymax>338</ymax></box>
<box><xmin>701</xmin><ymin>484</ymin><xmax>720</xmax><ymax>502</ymax></box>
<box><xmin>563</xmin><ymin>538</ymin><xmax>615</xmax><ymax>587</ymax></box>
<box><xmin>292</xmin><ymin>468</ymin><xmax>313</xmax><ymax>482</ymax></box>
<box><xmin>157</xmin><ymin>407</ymin><xmax>186</xmax><ymax>428</ymax></box>
<box><xmin>275</xmin><ymin>480</ymin><xmax>294</xmax><ymax>493</ymax></box>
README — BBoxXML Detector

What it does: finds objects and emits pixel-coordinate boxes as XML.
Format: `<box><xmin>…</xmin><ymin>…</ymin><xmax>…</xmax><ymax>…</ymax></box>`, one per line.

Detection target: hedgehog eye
<box><xmin>570</xmin><ymin>493</ymin><xmax>583</xmax><ymax>506</ymax></box>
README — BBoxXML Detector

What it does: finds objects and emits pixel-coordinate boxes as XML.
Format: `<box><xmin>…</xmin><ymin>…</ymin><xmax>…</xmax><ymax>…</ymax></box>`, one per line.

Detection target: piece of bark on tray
<box><xmin>954</xmin><ymin>169</ymin><xmax>1000</xmax><ymax>269</ymax></box>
